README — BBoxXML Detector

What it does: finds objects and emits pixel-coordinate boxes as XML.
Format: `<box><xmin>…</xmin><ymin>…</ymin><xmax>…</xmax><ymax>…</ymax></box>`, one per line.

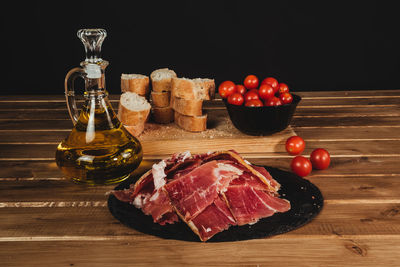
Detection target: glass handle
<box><xmin>64</xmin><ymin>67</ymin><xmax>85</xmax><ymax>125</ymax></box>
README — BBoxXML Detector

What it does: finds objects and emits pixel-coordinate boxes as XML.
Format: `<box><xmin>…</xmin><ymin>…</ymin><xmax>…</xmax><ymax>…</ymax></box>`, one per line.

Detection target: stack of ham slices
<box><xmin>112</xmin><ymin>150</ymin><xmax>290</xmax><ymax>241</ymax></box>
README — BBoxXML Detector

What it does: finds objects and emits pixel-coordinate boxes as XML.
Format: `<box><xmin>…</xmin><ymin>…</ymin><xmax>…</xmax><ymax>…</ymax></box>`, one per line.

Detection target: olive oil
<box><xmin>56</xmin><ymin>93</ymin><xmax>142</xmax><ymax>185</ymax></box>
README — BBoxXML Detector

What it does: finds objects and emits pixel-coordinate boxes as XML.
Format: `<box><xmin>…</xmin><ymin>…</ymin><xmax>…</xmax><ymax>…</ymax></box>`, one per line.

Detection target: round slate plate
<box><xmin>108</xmin><ymin>166</ymin><xmax>324</xmax><ymax>242</ymax></box>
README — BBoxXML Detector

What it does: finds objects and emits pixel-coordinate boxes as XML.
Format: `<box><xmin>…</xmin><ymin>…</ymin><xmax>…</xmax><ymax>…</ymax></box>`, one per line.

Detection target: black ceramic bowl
<box><xmin>223</xmin><ymin>94</ymin><xmax>301</xmax><ymax>135</ymax></box>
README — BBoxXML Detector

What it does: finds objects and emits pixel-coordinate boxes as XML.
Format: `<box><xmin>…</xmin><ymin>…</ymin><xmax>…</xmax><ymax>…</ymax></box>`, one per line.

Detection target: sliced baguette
<box><xmin>174</xmin><ymin>111</ymin><xmax>207</xmax><ymax>132</ymax></box>
<box><xmin>171</xmin><ymin>77</ymin><xmax>215</xmax><ymax>100</ymax></box>
<box><xmin>151</xmin><ymin>91</ymin><xmax>171</xmax><ymax>108</ymax></box>
<box><xmin>150</xmin><ymin>68</ymin><xmax>177</xmax><ymax>92</ymax></box>
<box><xmin>121</xmin><ymin>74</ymin><xmax>150</xmax><ymax>96</ymax></box>
<box><xmin>118</xmin><ymin>92</ymin><xmax>151</xmax><ymax>133</ymax></box>
<box><xmin>171</xmin><ymin>96</ymin><xmax>203</xmax><ymax>116</ymax></box>
<box><xmin>152</xmin><ymin>106</ymin><xmax>174</xmax><ymax>124</ymax></box>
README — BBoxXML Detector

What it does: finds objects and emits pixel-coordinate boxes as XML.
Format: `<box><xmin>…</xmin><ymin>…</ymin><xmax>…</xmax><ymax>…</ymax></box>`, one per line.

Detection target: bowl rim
<box><xmin>223</xmin><ymin>93</ymin><xmax>302</xmax><ymax>108</ymax></box>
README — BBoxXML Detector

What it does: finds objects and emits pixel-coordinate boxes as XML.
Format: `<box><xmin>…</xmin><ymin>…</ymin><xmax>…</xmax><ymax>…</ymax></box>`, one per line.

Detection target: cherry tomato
<box><xmin>291</xmin><ymin>156</ymin><xmax>312</xmax><ymax>177</ymax></box>
<box><xmin>218</xmin><ymin>81</ymin><xmax>236</xmax><ymax>98</ymax></box>
<box><xmin>258</xmin><ymin>84</ymin><xmax>275</xmax><ymax>100</ymax></box>
<box><xmin>261</xmin><ymin>77</ymin><xmax>279</xmax><ymax>92</ymax></box>
<box><xmin>244</xmin><ymin>75</ymin><xmax>259</xmax><ymax>90</ymax></box>
<box><xmin>280</xmin><ymin>92</ymin><xmax>293</xmax><ymax>104</ymax></box>
<box><xmin>236</xmin><ymin>84</ymin><xmax>246</xmax><ymax>95</ymax></box>
<box><xmin>227</xmin><ymin>92</ymin><xmax>244</xmax><ymax>106</ymax></box>
<box><xmin>278</xmin><ymin>83</ymin><xmax>289</xmax><ymax>94</ymax></box>
<box><xmin>285</xmin><ymin>136</ymin><xmax>305</xmax><ymax>155</ymax></box>
<box><xmin>245</xmin><ymin>99</ymin><xmax>263</xmax><ymax>107</ymax></box>
<box><xmin>264</xmin><ymin>96</ymin><xmax>282</xmax><ymax>106</ymax></box>
<box><xmin>310</xmin><ymin>148</ymin><xmax>331</xmax><ymax>170</ymax></box>
<box><xmin>244</xmin><ymin>90</ymin><xmax>259</xmax><ymax>102</ymax></box>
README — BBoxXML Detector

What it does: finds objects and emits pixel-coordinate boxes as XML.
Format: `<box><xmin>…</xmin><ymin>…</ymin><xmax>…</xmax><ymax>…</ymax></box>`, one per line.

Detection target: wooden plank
<box><xmin>1</xmin><ymin>155</ymin><xmax>400</xmax><ymax>181</ymax></box>
<box><xmin>2</xmin><ymin>105</ymin><xmax>400</xmax><ymax>121</ymax></box>
<box><xmin>1</xmin><ymin>174</ymin><xmax>400</xmax><ymax>203</ymax></box>
<box><xmin>1</xmin><ymin>237</ymin><xmax>400</xmax><ymax>267</ymax></box>
<box><xmin>1</xmin><ymin>112</ymin><xmax>400</xmax><ymax>131</ymax></box>
<box><xmin>1</xmin><ymin>126</ymin><xmax>400</xmax><ymax>143</ymax></box>
<box><xmin>0</xmin><ymin>139</ymin><xmax>398</xmax><ymax>159</ymax></box>
<box><xmin>1</xmin><ymin>90</ymin><xmax>399</xmax><ymax>101</ymax></box>
<box><xmin>1</xmin><ymin>203</ymin><xmax>400</xmax><ymax>238</ymax></box>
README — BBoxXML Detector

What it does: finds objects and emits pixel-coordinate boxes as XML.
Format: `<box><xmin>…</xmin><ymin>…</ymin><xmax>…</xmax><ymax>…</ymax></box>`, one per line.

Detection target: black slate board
<box><xmin>108</xmin><ymin>166</ymin><xmax>324</xmax><ymax>242</ymax></box>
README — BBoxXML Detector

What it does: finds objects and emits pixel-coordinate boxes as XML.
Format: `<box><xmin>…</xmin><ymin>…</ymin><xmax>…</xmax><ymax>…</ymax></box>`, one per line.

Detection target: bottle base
<box><xmin>70</xmin><ymin>173</ymin><xmax>131</xmax><ymax>186</ymax></box>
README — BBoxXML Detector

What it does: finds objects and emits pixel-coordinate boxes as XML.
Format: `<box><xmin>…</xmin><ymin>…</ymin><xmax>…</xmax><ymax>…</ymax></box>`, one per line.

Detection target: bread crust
<box><xmin>171</xmin><ymin>78</ymin><xmax>215</xmax><ymax>100</ymax></box>
<box><xmin>118</xmin><ymin>103</ymin><xmax>150</xmax><ymax>126</ymax></box>
<box><xmin>174</xmin><ymin>111</ymin><xmax>207</xmax><ymax>132</ymax></box>
<box><xmin>152</xmin><ymin>106</ymin><xmax>174</xmax><ymax>124</ymax></box>
<box><xmin>151</xmin><ymin>91</ymin><xmax>171</xmax><ymax>108</ymax></box>
<box><xmin>121</xmin><ymin>75</ymin><xmax>150</xmax><ymax>96</ymax></box>
<box><xmin>123</xmin><ymin>123</ymin><xmax>145</xmax><ymax>137</ymax></box>
<box><xmin>171</xmin><ymin>96</ymin><xmax>203</xmax><ymax>116</ymax></box>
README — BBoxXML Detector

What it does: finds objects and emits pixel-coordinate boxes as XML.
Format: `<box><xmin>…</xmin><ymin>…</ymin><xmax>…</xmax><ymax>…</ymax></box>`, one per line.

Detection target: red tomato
<box><xmin>264</xmin><ymin>96</ymin><xmax>282</xmax><ymax>106</ymax></box>
<box><xmin>285</xmin><ymin>136</ymin><xmax>305</xmax><ymax>155</ymax></box>
<box><xmin>261</xmin><ymin>77</ymin><xmax>279</xmax><ymax>91</ymax></box>
<box><xmin>227</xmin><ymin>92</ymin><xmax>244</xmax><ymax>106</ymax></box>
<box><xmin>244</xmin><ymin>75</ymin><xmax>259</xmax><ymax>90</ymax></box>
<box><xmin>218</xmin><ymin>81</ymin><xmax>236</xmax><ymax>98</ymax></box>
<box><xmin>310</xmin><ymin>148</ymin><xmax>331</xmax><ymax>170</ymax></box>
<box><xmin>244</xmin><ymin>90</ymin><xmax>259</xmax><ymax>102</ymax></box>
<box><xmin>258</xmin><ymin>84</ymin><xmax>275</xmax><ymax>100</ymax></box>
<box><xmin>278</xmin><ymin>83</ymin><xmax>289</xmax><ymax>94</ymax></box>
<box><xmin>280</xmin><ymin>92</ymin><xmax>293</xmax><ymax>104</ymax></box>
<box><xmin>236</xmin><ymin>84</ymin><xmax>246</xmax><ymax>95</ymax></box>
<box><xmin>245</xmin><ymin>99</ymin><xmax>263</xmax><ymax>107</ymax></box>
<box><xmin>291</xmin><ymin>156</ymin><xmax>312</xmax><ymax>177</ymax></box>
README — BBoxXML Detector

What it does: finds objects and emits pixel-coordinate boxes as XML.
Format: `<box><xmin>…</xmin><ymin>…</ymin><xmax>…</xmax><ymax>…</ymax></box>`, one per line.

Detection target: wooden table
<box><xmin>1</xmin><ymin>90</ymin><xmax>400</xmax><ymax>266</ymax></box>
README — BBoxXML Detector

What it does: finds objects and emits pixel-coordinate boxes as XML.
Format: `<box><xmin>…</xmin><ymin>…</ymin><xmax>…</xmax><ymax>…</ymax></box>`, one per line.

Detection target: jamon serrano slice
<box><xmin>224</xmin><ymin>184</ymin><xmax>290</xmax><ymax>226</ymax></box>
<box><xmin>188</xmin><ymin>195</ymin><xmax>237</xmax><ymax>241</ymax></box>
<box><xmin>163</xmin><ymin>160</ymin><xmax>243</xmax><ymax>221</ymax></box>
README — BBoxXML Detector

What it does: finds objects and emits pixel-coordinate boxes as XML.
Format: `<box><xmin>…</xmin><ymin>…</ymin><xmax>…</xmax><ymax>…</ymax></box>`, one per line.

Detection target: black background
<box><xmin>1</xmin><ymin>1</ymin><xmax>400</xmax><ymax>95</ymax></box>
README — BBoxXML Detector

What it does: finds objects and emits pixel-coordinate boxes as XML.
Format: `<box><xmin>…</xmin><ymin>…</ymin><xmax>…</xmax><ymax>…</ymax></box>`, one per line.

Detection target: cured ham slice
<box><xmin>163</xmin><ymin>160</ymin><xmax>243</xmax><ymax>220</ymax></box>
<box><xmin>189</xmin><ymin>195</ymin><xmax>236</xmax><ymax>241</ymax></box>
<box><xmin>224</xmin><ymin>184</ymin><xmax>290</xmax><ymax>226</ymax></box>
<box><xmin>111</xmin><ymin>150</ymin><xmax>291</xmax><ymax>241</ymax></box>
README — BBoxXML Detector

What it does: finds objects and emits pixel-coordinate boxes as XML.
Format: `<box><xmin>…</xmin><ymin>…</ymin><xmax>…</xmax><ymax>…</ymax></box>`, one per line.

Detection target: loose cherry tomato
<box><xmin>244</xmin><ymin>75</ymin><xmax>259</xmax><ymax>90</ymax></box>
<box><xmin>245</xmin><ymin>99</ymin><xmax>263</xmax><ymax>107</ymax></box>
<box><xmin>278</xmin><ymin>83</ymin><xmax>289</xmax><ymax>94</ymax></box>
<box><xmin>244</xmin><ymin>90</ymin><xmax>259</xmax><ymax>102</ymax></box>
<box><xmin>280</xmin><ymin>92</ymin><xmax>293</xmax><ymax>104</ymax></box>
<box><xmin>291</xmin><ymin>156</ymin><xmax>312</xmax><ymax>177</ymax></box>
<box><xmin>261</xmin><ymin>77</ymin><xmax>279</xmax><ymax>92</ymax></box>
<box><xmin>258</xmin><ymin>84</ymin><xmax>275</xmax><ymax>100</ymax></box>
<box><xmin>264</xmin><ymin>96</ymin><xmax>282</xmax><ymax>106</ymax></box>
<box><xmin>310</xmin><ymin>148</ymin><xmax>331</xmax><ymax>170</ymax></box>
<box><xmin>227</xmin><ymin>92</ymin><xmax>244</xmax><ymax>106</ymax></box>
<box><xmin>236</xmin><ymin>84</ymin><xmax>246</xmax><ymax>95</ymax></box>
<box><xmin>285</xmin><ymin>136</ymin><xmax>305</xmax><ymax>155</ymax></box>
<box><xmin>218</xmin><ymin>81</ymin><xmax>236</xmax><ymax>98</ymax></box>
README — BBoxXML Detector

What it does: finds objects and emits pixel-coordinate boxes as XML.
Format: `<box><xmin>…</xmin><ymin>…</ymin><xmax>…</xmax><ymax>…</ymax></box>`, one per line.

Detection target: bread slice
<box><xmin>171</xmin><ymin>96</ymin><xmax>203</xmax><ymax>116</ymax></box>
<box><xmin>121</xmin><ymin>74</ymin><xmax>150</xmax><ymax>96</ymax></box>
<box><xmin>150</xmin><ymin>68</ymin><xmax>177</xmax><ymax>92</ymax></box>
<box><xmin>151</xmin><ymin>91</ymin><xmax>171</xmax><ymax>108</ymax></box>
<box><xmin>170</xmin><ymin>77</ymin><xmax>215</xmax><ymax>100</ymax></box>
<box><xmin>174</xmin><ymin>111</ymin><xmax>207</xmax><ymax>132</ymax></box>
<box><xmin>118</xmin><ymin>92</ymin><xmax>151</xmax><ymax>133</ymax></box>
<box><xmin>152</xmin><ymin>106</ymin><xmax>174</xmax><ymax>124</ymax></box>
<box><xmin>123</xmin><ymin>123</ymin><xmax>145</xmax><ymax>137</ymax></box>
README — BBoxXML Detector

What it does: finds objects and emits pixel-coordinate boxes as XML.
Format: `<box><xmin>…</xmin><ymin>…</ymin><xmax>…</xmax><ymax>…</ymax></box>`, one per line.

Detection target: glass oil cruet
<box><xmin>56</xmin><ymin>29</ymin><xmax>142</xmax><ymax>185</ymax></box>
